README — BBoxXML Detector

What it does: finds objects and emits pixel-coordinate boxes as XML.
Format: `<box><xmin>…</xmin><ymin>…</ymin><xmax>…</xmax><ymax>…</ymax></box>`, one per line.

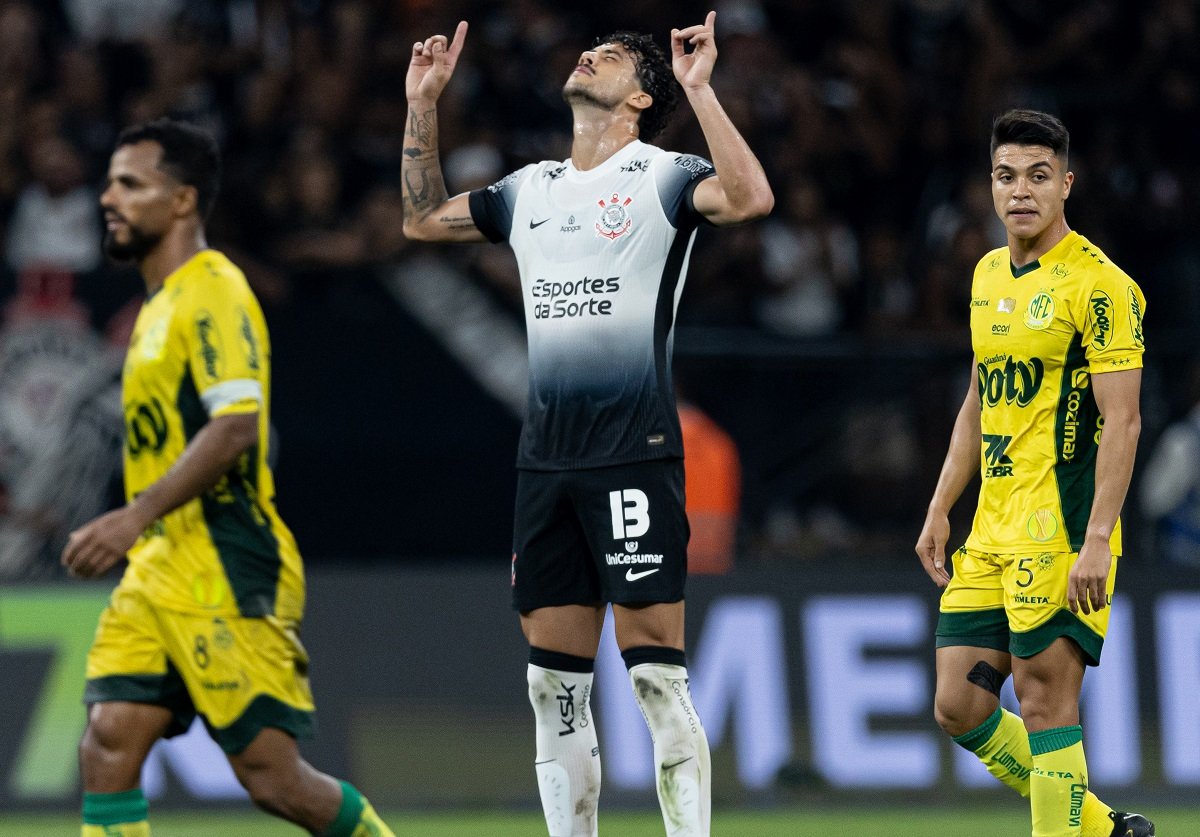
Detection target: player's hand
<box><xmin>1068</xmin><ymin>537</ymin><xmax>1111</xmax><ymax>615</ymax></box>
<box><xmin>915</xmin><ymin>510</ymin><xmax>952</xmax><ymax>587</ymax></box>
<box><xmin>406</xmin><ymin>21</ymin><xmax>468</xmax><ymax>105</ymax></box>
<box><xmin>61</xmin><ymin>506</ymin><xmax>147</xmax><ymax>578</ymax></box>
<box><xmin>671</xmin><ymin>11</ymin><xmax>718</xmax><ymax>90</ymax></box>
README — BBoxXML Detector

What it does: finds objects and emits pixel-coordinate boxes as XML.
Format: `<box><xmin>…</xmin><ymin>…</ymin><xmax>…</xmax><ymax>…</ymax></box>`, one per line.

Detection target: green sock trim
<box><xmin>321</xmin><ymin>780</ymin><xmax>366</xmax><ymax>837</ymax></box>
<box><xmin>1029</xmin><ymin>725</ymin><xmax>1083</xmax><ymax>756</ymax></box>
<box><xmin>952</xmin><ymin>706</ymin><xmax>1004</xmax><ymax>753</ymax></box>
<box><xmin>82</xmin><ymin>789</ymin><xmax>148</xmax><ymax>826</ymax></box>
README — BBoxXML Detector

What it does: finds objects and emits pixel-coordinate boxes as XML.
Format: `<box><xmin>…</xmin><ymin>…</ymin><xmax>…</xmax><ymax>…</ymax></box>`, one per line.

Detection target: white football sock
<box><xmin>528</xmin><ymin>664</ymin><xmax>600</xmax><ymax>837</ymax></box>
<box><xmin>629</xmin><ymin>662</ymin><xmax>711</xmax><ymax>836</ymax></box>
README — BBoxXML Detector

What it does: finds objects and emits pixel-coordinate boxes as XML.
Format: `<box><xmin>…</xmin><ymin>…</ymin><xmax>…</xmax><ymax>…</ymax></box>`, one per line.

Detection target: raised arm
<box><xmin>401</xmin><ymin>21</ymin><xmax>486</xmax><ymax>243</ymax></box>
<box><xmin>671</xmin><ymin>11</ymin><xmax>774</xmax><ymax>226</ymax></box>
<box><xmin>915</xmin><ymin>368</ymin><xmax>982</xmax><ymax>587</ymax></box>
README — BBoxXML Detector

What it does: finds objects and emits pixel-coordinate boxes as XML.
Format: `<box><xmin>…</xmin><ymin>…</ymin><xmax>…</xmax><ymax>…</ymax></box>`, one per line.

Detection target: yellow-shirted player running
<box><xmin>915</xmin><ymin>110</ymin><xmax>1153</xmax><ymax>837</ymax></box>
<box><xmin>62</xmin><ymin>119</ymin><xmax>393</xmax><ymax>837</ymax></box>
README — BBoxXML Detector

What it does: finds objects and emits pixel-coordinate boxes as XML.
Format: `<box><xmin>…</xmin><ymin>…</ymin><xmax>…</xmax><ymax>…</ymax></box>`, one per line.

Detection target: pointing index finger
<box><xmin>447</xmin><ymin>20</ymin><xmax>468</xmax><ymax>61</ymax></box>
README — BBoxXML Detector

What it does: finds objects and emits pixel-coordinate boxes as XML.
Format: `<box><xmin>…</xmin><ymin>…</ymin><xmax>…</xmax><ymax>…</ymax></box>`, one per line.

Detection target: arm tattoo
<box><xmin>404</xmin><ymin>169</ymin><xmax>434</xmax><ymax>212</ymax></box>
<box><xmin>401</xmin><ymin>106</ymin><xmax>449</xmax><ymax>222</ymax></box>
<box><xmin>407</xmin><ymin>108</ymin><xmax>437</xmax><ymax>146</ymax></box>
<box><xmin>440</xmin><ymin>215</ymin><xmax>476</xmax><ymax>231</ymax></box>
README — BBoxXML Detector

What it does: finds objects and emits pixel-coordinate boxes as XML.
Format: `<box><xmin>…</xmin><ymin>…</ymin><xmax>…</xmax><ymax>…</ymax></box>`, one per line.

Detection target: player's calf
<box><xmin>624</xmin><ymin>646</ymin><xmax>710</xmax><ymax>837</ymax></box>
<box><xmin>528</xmin><ymin>648</ymin><xmax>601</xmax><ymax>837</ymax></box>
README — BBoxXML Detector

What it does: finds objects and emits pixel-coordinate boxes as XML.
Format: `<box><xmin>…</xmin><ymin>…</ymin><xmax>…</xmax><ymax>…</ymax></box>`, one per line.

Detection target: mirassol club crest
<box><xmin>596</xmin><ymin>193</ymin><xmax>633</xmax><ymax>240</ymax></box>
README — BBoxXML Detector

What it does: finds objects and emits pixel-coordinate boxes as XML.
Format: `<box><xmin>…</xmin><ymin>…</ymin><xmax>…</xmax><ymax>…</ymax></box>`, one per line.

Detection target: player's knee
<box><xmin>933</xmin><ymin>700</ymin><xmax>962</xmax><ymax>736</ymax></box>
<box><xmin>932</xmin><ymin>692</ymin><xmax>978</xmax><ymax>737</ymax></box>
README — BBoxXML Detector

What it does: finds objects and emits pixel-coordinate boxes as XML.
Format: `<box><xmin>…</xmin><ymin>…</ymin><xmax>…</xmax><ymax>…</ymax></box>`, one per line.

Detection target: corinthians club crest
<box><xmin>596</xmin><ymin>193</ymin><xmax>633</xmax><ymax>240</ymax></box>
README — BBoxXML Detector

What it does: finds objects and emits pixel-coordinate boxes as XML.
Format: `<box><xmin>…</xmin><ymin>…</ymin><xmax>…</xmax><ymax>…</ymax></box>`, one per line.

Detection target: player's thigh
<box><xmin>935</xmin><ymin>547</ymin><xmax>1009</xmax><ymax>652</ymax></box>
<box><xmin>156</xmin><ymin>611</ymin><xmax>316</xmax><ymax>755</ymax></box>
<box><xmin>520</xmin><ymin>603</ymin><xmax>606</xmax><ymax>657</ymax></box>
<box><xmin>1011</xmin><ymin>636</ymin><xmax>1086</xmax><ymax>729</ymax></box>
<box><xmin>572</xmin><ymin>459</ymin><xmax>688</xmax><ymax>606</ymax></box>
<box><xmin>84</xmin><ymin>586</ymin><xmax>197</xmax><ymax>738</ymax></box>
<box><xmin>612</xmin><ymin>600</ymin><xmax>686</xmax><ymax>651</ymax></box>
<box><xmin>1003</xmin><ymin>551</ymin><xmax>1116</xmax><ymax>666</ymax></box>
<box><xmin>512</xmin><ymin>469</ymin><xmax>604</xmax><ymax>611</ymax></box>
<box><xmin>83</xmin><ymin>701</ymin><xmax>174</xmax><ymax>760</ymax></box>
<box><xmin>81</xmin><ymin>700</ymin><xmax>175</xmax><ymax>792</ymax></box>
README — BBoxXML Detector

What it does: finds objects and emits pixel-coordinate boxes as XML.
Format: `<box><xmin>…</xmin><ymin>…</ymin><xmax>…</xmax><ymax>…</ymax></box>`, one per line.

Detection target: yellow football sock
<box><xmin>82</xmin><ymin>827</ymin><xmax>149</xmax><ymax>837</ymax></box>
<box><xmin>1030</xmin><ymin>726</ymin><xmax>1088</xmax><ymax>837</ymax></box>
<box><xmin>353</xmin><ymin>799</ymin><xmax>395</xmax><ymax>837</ymax></box>
<box><xmin>82</xmin><ymin>789</ymin><xmax>150</xmax><ymax>836</ymax></box>
<box><xmin>953</xmin><ymin>706</ymin><xmax>1032</xmax><ymax>795</ymax></box>
<box><xmin>1080</xmin><ymin>794</ymin><xmax>1117</xmax><ymax>837</ymax></box>
<box><xmin>955</xmin><ymin>709</ymin><xmax>1114</xmax><ymax>836</ymax></box>
<box><xmin>321</xmin><ymin>780</ymin><xmax>395</xmax><ymax>837</ymax></box>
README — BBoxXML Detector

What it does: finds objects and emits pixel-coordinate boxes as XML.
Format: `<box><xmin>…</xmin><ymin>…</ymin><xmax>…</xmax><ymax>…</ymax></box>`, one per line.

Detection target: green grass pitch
<box><xmin>5</xmin><ymin>806</ymin><xmax>1200</xmax><ymax>835</ymax></box>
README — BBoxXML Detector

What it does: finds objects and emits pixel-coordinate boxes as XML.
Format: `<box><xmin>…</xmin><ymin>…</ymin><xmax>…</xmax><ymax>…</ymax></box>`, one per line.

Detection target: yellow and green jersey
<box><xmin>966</xmin><ymin>231</ymin><xmax>1145</xmax><ymax>554</ymax></box>
<box><xmin>120</xmin><ymin>250</ymin><xmax>303</xmax><ymax>619</ymax></box>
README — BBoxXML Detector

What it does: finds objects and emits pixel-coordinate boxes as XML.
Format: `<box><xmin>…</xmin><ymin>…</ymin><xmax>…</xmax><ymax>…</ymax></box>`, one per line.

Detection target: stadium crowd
<box><xmin>1</xmin><ymin>0</ymin><xmax>1197</xmax><ymax>571</ymax></box>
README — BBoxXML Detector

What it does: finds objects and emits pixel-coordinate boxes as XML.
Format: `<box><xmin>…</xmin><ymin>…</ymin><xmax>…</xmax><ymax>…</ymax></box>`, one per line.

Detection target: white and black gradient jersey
<box><xmin>468</xmin><ymin>140</ymin><xmax>716</xmax><ymax>471</ymax></box>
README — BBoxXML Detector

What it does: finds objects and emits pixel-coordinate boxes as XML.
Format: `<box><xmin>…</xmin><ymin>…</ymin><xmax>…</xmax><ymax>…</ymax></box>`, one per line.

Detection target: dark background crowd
<box><xmin>1</xmin><ymin>0</ymin><xmax>1197</xmax><ymax>576</ymax></box>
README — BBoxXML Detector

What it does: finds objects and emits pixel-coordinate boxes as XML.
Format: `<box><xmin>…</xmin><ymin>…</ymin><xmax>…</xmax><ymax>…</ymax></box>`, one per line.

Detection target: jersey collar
<box><xmin>566</xmin><ymin>139</ymin><xmax>646</xmax><ymax>183</ymax></box>
<box><xmin>1007</xmin><ymin>230</ymin><xmax>1080</xmax><ymax>278</ymax></box>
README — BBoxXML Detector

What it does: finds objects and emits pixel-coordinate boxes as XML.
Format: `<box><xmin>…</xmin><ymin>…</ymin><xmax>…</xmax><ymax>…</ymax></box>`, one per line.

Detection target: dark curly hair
<box><xmin>594</xmin><ymin>31</ymin><xmax>678</xmax><ymax>142</ymax></box>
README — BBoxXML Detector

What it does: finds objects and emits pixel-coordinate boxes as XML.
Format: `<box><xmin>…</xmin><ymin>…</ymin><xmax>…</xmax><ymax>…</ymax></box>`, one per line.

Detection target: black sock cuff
<box><xmin>620</xmin><ymin>645</ymin><xmax>686</xmax><ymax>670</ymax></box>
<box><xmin>529</xmin><ymin>646</ymin><xmax>595</xmax><ymax>673</ymax></box>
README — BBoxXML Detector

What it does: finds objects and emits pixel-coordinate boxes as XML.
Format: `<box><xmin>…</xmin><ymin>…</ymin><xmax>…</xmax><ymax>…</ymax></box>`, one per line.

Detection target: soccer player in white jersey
<box><xmin>401</xmin><ymin>13</ymin><xmax>772</xmax><ymax>837</ymax></box>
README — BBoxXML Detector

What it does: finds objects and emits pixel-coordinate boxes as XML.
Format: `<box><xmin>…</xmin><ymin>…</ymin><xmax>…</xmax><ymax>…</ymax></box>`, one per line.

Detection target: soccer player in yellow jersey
<box><xmin>61</xmin><ymin>119</ymin><xmax>394</xmax><ymax>837</ymax></box>
<box><xmin>915</xmin><ymin>110</ymin><xmax>1153</xmax><ymax>837</ymax></box>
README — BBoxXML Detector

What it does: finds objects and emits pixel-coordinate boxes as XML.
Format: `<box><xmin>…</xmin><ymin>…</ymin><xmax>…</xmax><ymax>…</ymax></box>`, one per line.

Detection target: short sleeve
<box><xmin>655</xmin><ymin>153</ymin><xmax>716</xmax><ymax>227</ymax></box>
<box><xmin>468</xmin><ymin>165</ymin><xmax>531</xmax><ymax>243</ymax></box>
<box><xmin>184</xmin><ymin>280</ymin><xmax>266</xmax><ymax>418</ymax></box>
<box><xmin>1081</xmin><ymin>271</ymin><xmax>1146</xmax><ymax>373</ymax></box>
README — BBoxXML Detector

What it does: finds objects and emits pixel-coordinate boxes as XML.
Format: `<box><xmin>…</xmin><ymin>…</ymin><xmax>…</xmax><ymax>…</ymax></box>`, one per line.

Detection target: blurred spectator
<box><xmin>56</xmin><ymin>45</ymin><xmax>118</xmax><ymax>173</ymax></box>
<box><xmin>4</xmin><ymin>134</ymin><xmax>100</xmax><ymax>275</ymax></box>
<box><xmin>755</xmin><ymin>177</ymin><xmax>859</xmax><ymax>337</ymax></box>
<box><xmin>858</xmin><ymin>223</ymin><xmax>915</xmax><ymax>334</ymax></box>
<box><xmin>1140</xmin><ymin>367</ymin><xmax>1200</xmax><ymax>568</ymax></box>
<box><xmin>62</xmin><ymin>0</ymin><xmax>184</xmax><ymax>43</ymax></box>
<box><xmin>0</xmin><ymin>0</ymin><xmax>1195</xmax><ymax>566</ymax></box>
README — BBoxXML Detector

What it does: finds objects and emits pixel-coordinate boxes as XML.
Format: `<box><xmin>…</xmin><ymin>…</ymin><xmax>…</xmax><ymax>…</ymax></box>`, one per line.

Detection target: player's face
<box><xmin>563</xmin><ymin>43</ymin><xmax>643</xmax><ymax>109</ymax></box>
<box><xmin>990</xmin><ymin>144</ymin><xmax>1073</xmax><ymax>242</ymax></box>
<box><xmin>100</xmin><ymin>141</ymin><xmax>181</xmax><ymax>262</ymax></box>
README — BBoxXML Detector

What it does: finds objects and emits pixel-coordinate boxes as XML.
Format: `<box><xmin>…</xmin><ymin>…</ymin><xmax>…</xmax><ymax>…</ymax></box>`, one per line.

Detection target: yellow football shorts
<box><xmin>935</xmin><ymin>546</ymin><xmax>1117</xmax><ymax>666</ymax></box>
<box><xmin>84</xmin><ymin>585</ymin><xmax>315</xmax><ymax>753</ymax></box>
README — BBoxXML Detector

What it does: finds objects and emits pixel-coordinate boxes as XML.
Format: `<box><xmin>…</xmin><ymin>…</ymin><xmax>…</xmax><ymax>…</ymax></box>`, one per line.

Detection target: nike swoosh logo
<box><xmin>625</xmin><ymin>568</ymin><xmax>660</xmax><ymax>581</ymax></box>
<box><xmin>529</xmin><ymin>218</ymin><xmax>550</xmax><ymax>229</ymax></box>
<box><xmin>662</xmin><ymin>756</ymin><xmax>694</xmax><ymax>770</ymax></box>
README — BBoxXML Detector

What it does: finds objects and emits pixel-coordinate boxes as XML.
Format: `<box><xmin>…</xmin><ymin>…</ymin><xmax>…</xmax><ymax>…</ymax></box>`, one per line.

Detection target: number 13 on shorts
<box><xmin>610</xmin><ymin>489</ymin><xmax>650</xmax><ymax>539</ymax></box>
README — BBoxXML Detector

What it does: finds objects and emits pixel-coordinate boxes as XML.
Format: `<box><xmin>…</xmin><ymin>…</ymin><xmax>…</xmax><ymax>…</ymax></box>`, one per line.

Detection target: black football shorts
<box><xmin>511</xmin><ymin>459</ymin><xmax>689</xmax><ymax>612</ymax></box>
